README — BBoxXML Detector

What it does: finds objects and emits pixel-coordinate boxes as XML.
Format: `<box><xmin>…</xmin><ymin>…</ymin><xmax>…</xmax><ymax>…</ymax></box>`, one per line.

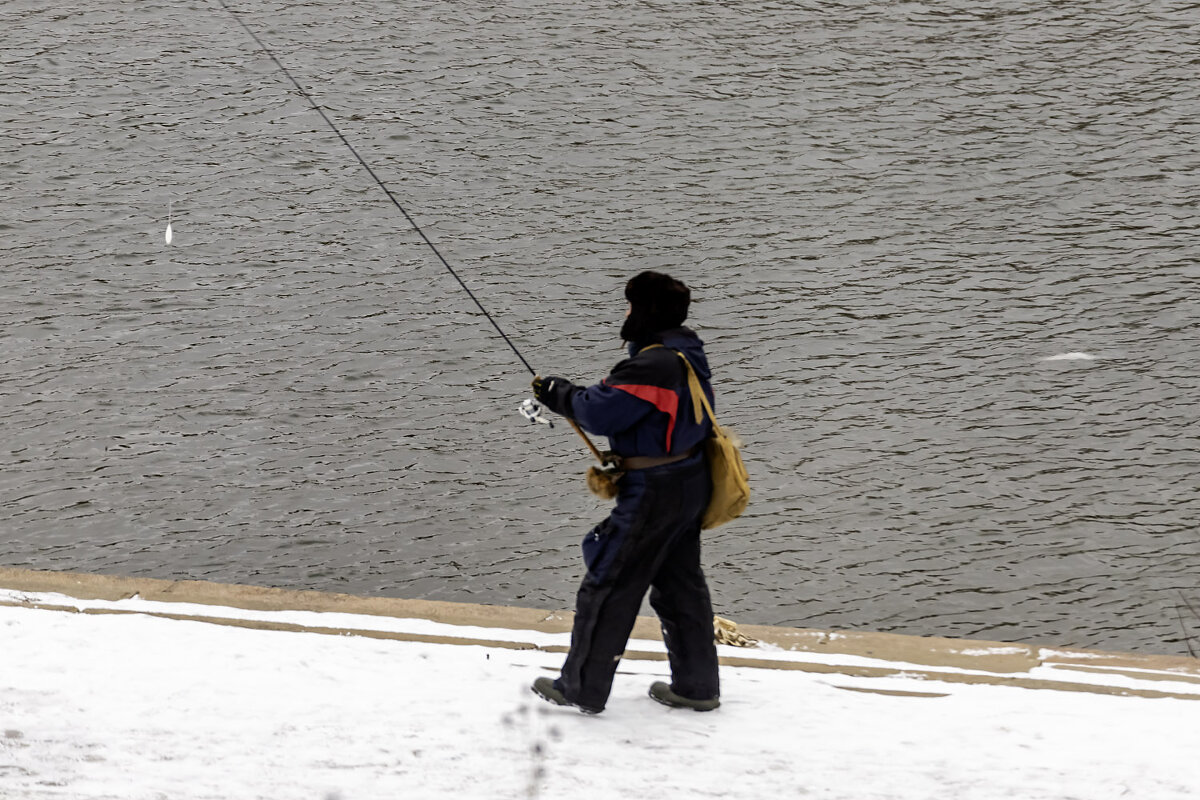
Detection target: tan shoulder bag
<box><xmin>676</xmin><ymin>352</ymin><xmax>750</xmax><ymax>529</ymax></box>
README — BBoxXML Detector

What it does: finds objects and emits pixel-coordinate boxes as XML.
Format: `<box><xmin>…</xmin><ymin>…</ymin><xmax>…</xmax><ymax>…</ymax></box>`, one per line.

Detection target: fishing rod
<box><xmin>214</xmin><ymin>0</ymin><xmax>606</xmax><ymax>463</ymax></box>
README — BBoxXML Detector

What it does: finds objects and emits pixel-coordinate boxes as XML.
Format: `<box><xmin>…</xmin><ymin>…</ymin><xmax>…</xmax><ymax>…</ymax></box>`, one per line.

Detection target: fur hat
<box><xmin>620</xmin><ymin>271</ymin><xmax>690</xmax><ymax>343</ymax></box>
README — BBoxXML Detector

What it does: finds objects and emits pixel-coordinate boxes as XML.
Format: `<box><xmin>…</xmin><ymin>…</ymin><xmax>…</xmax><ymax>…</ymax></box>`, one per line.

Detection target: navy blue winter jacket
<box><xmin>540</xmin><ymin>327</ymin><xmax>715</xmax><ymax>459</ymax></box>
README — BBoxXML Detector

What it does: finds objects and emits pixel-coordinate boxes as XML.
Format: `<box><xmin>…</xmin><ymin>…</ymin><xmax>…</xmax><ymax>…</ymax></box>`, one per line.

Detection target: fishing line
<box><xmin>214</xmin><ymin>0</ymin><xmax>536</xmax><ymax>377</ymax></box>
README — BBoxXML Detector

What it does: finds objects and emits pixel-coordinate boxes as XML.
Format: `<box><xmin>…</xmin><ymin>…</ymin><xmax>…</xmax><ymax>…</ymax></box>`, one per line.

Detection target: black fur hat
<box><xmin>620</xmin><ymin>271</ymin><xmax>690</xmax><ymax>343</ymax></box>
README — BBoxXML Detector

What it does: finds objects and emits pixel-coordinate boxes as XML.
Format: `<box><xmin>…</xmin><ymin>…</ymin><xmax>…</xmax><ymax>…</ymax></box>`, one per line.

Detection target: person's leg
<box><xmin>556</xmin><ymin>567</ymin><xmax>651</xmax><ymax>711</ymax></box>
<box><xmin>648</xmin><ymin>456</ymin><xmax>718</xmax><ymax>700</ymax></box>
<box><xmin>554</xmin><ymin>470</ymin><xmax>689</xmax><ymax>711</ymax></box>
<box><xmin>648</xmin><ymin>525</ymin><xmax>720</xmax><ymax>701</ymax></box>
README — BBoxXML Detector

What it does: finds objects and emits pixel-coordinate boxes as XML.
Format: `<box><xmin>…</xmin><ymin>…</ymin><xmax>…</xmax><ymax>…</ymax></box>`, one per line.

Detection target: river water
<box><xmin>3</xmin><ymin>0</ymin><xmax>1198</xmax><ymax>656</ymax></box>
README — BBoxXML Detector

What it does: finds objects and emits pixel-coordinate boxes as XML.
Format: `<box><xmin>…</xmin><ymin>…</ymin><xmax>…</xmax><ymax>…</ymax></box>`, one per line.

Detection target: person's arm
<box><xmin>533</xmin><ymin>376</ymin><xmax>654</xmax><ymax>436</ymax></box>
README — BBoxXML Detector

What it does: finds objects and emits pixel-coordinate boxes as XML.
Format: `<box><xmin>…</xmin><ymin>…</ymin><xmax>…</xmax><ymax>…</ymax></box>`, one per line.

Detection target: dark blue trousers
<box><xmin>555</xmin><ymin>451</ymin><xmax>719</xmax><ymax>711</ymax></box>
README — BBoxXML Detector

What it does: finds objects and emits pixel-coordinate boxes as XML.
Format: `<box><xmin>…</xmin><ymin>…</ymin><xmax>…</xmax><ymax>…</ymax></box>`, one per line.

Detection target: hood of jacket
<box><xmin>628</xmin><ymin>326</ymin><xmax>712</xmax><ymax>382</ymax></box>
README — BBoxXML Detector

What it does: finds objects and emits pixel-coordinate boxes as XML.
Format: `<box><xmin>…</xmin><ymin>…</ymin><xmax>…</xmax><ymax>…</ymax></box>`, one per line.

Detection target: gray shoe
<box><xmin>649</xmin><ymin>681</ymin><xmax>720</xmax><ymax>711</ymax></box>
<box><xmin>531</xmin><ymin>676</ymin><xmax>570</xmax><ymax>706</ymax></box>
<box><xmin>531</xmin><ymin>677</ymin><xmax>602</xmax><ymax>714</ymax></box>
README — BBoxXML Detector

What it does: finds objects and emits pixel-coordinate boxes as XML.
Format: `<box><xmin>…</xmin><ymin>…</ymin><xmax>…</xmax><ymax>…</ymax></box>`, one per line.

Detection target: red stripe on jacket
<box><xmin>611</xmin><ymin>384</ymin><xmax>679</xmax><ymax>452</ymax></box>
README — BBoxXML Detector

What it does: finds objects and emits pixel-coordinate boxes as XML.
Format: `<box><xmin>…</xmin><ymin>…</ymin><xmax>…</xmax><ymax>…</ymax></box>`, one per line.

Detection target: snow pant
<box><xmin>555</xmin><ymin>449</ymin><xmax>719</xmax><ymax>712</ymax></box>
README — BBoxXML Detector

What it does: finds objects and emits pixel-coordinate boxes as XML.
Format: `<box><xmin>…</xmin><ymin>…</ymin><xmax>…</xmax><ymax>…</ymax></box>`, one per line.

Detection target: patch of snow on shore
<box><xmin>1</xmin><ymin>601</ymin><xmax>1198</xmax><ymax>799</ymax></box>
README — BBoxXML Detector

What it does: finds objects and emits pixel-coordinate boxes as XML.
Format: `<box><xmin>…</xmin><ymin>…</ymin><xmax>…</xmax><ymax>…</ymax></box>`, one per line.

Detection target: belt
<box><xmin>620</xmin><ymin>446</ymin><xmax>697</xmax><ymax>471</ymax></box>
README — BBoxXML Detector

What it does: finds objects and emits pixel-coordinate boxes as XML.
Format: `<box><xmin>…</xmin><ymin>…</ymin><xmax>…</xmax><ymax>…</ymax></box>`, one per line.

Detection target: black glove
<box><xmin>531</xmin><ymin>375</ymin><xmax>555</xmax><ymax>403</ymax></box>
<box><xmin>532</xmin><ymin>375</ymin><xmax>574</xmax><ymax>415</ymax></box>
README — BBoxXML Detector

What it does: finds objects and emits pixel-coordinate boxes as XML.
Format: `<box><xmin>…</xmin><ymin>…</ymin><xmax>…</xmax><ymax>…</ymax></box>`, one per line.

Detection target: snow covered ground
<box><xmin>1</xmin><ymin>581</ymin><xmax>1198</xmax><ymax>800</ymax></box>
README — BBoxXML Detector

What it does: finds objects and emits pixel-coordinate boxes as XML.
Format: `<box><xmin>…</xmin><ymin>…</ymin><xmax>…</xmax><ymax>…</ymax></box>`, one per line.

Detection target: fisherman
<box><xmin>530</xmin><ymin>271</ymin><xmax>721</xmax><ymax>714</ymax></box>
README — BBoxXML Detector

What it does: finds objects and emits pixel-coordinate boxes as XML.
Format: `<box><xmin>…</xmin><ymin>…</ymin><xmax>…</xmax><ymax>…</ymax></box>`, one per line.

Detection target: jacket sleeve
<box><xmin>538</xmin><ymin>374</ymin><xmax>656</xmax><ymax>436</ymax></box>
<box><xmin>563</xmin><ymin>381</ymin><xmax>656</xmax><ymax>437</ymax></box>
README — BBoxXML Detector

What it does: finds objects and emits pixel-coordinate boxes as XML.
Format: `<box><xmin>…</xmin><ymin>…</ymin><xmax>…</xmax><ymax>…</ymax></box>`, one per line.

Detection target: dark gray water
<box><xmin>3</xmin><ymin>0</ymin><xmax>1198</xmax><ymax>655</ymax></box>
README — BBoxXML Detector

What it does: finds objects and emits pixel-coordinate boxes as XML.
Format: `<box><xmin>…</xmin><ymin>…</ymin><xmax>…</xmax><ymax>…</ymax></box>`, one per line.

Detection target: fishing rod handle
<box><xmin>567</xmin><ymin>419</ymin><xmax>605</xmax><ymax>464</ymax></box>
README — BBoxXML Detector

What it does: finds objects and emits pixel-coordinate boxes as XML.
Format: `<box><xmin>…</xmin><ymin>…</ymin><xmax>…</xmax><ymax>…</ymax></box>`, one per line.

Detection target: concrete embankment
<box><xmin>2</xmin><ymin>566</ymin><xmax>1198</xmax><ymax>701</ymax></box>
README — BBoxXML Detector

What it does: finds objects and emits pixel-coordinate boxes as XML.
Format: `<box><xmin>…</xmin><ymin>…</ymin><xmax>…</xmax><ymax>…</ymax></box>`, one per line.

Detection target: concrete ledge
<box><xmin>0</xmin><ymin>566</ymin><xmax>575</xmax><ymax>633</ymax></box>
<box><xmin>2</xmin><ymin>566</ymin><xmax>1198</xmax><ymax>700</ymax></box>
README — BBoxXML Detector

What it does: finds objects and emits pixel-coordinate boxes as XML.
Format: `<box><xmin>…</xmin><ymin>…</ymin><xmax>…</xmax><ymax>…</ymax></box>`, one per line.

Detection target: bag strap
<box><xmin>676</xmin><ymin>352</ymin><xmax>716</xmax><ymax>426</ymax></box>
<box><xmin>636</xmin><ymin>343</ymin><xmax>716</xmax><ymax>426</ymax></box>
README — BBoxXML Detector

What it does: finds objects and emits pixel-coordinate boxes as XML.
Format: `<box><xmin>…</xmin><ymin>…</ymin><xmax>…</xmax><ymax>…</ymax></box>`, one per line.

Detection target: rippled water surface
<box><xmin>3</xmin><ymin>0</ymin><xmax>1199</xmax><ymax>655</ymax></box>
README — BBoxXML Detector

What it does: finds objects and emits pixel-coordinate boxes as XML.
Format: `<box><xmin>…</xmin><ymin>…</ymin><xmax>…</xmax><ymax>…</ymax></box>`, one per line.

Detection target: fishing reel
<box><xmin>519</xmin><ymin>398</ymin><xmax>554</xmax><ymax>427</ymax></box>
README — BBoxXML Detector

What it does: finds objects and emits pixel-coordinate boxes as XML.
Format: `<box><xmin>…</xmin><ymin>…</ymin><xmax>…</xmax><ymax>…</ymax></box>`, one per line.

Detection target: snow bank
<box><xmin>1</xmin><ymin>580</ymin><xmax>1198</xmax><ymax>799</ymax></box>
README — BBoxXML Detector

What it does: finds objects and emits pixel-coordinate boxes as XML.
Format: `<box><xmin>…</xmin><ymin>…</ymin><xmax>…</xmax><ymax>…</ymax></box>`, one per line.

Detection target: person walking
<box><xmin>530</xmin><ymin>271</ymin><xmax>721</xmax><ymax>714</ymax></box>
